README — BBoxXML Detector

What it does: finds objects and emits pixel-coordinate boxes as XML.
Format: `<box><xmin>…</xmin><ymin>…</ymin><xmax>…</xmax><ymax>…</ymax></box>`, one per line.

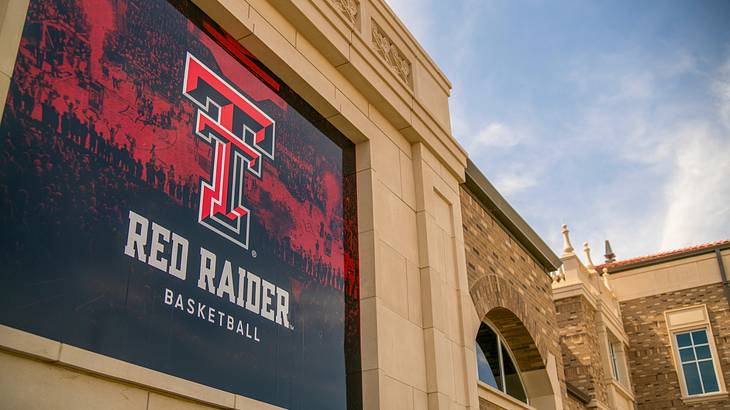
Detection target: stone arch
<box><xmin>470</xmin><ymin>274</ymin><xmax>561</xmax><ymax>409</ymax></box>
<box><xmin>470</xmin><ymin>274</ymin><xmax>551</xmax><ymax>367</ymax></box>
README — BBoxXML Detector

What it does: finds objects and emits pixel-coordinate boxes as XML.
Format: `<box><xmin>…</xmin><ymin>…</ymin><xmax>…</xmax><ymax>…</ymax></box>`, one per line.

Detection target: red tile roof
<box><xmin>597</xmin><ymin>239</ymin><xmax>730</xmax><ymax>272</ymax></box>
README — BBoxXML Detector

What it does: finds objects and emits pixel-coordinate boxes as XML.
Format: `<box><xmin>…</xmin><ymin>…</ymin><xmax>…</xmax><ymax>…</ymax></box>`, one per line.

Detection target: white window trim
<box><xmin>664</xmin><ymin>305</ymin><xmax>728</xmax><ymax>402</ymax></box>
<box><xmin>608</xmin><ymin>340</ymin><xmax>620</xmax><ymax>381</ymax></box>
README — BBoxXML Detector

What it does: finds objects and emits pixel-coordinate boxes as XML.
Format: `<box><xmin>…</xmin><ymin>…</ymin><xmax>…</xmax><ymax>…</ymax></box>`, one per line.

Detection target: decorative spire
<box><xmin>561</xmin><ymin>224</ymin><xmax>574</xmax><ymax>256</ymax></box>
<box><xmin>604</xmin><ymin>240</ymin><xmax>616</xmax><ymax>263</ymax></box>
<box><xmin>583</xmin><ymin>242</ymin><xmax>595</xmax><ymax>270</ymax></box>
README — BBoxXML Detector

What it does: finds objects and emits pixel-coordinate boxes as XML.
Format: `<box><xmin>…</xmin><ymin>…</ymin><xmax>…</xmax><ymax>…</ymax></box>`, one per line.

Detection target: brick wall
<box><xmin>621</xmin><ymin>282</ymin><xmax>730</xmax><ymax>409</ymax></box>
<box><xmin>565</xmin><ymin>394</ymin><xmax>589</xmax><ymax>410</ymax></box>
<box><xmin>460</xmin><ymin>186</ymin><xmax>569</xmax><ymax>404</ymax></box>
<box><xmin>555</xmin><ymin>295</ymin><xmax>609</xmax><ymax>406</ymax></box>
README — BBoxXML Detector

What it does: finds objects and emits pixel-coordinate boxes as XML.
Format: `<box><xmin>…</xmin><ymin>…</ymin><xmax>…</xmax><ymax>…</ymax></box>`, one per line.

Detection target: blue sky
<box><xmin>387</xmin><ymin>0</ymin><xmax>730</xmax><ymax>261</ymax></box>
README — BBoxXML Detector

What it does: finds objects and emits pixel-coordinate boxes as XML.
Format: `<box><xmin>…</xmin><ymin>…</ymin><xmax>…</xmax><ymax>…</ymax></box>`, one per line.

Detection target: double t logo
<box><xmin>182</xmin><ymin>53</ymin><xmax>275</xmax><ymax>249</ymax></box>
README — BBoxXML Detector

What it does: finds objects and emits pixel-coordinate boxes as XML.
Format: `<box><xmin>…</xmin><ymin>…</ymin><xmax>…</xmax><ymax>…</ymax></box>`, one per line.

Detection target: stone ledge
<box><xmin>0</xmin><ymin>325</ymin><xmax>284</xmax><ymax>410</ymax></box>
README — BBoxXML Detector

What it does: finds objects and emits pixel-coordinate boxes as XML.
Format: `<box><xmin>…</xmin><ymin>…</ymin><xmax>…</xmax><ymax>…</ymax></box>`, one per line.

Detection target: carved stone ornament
<box><xmin>331</xmin><ymin>0</ymin><xmax>359</xmax><ymax>26</ymax></box>
<box><xmin>371</xmin><ymin>21</ymin><xmax>412</xmax><ymax>86</ymax></box>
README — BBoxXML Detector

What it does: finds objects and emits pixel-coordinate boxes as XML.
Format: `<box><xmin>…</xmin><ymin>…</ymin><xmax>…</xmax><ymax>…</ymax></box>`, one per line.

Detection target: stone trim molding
<box><xmin>477</xmin><ymin>381</ymin><xmax>536</xmax><ymax>409</ymax></box>
<box><xmin>0</xmin><ymin>324</ymin><xmax>282</xmax><ymax>410</ymax></box>
<box><xmin>371</xmin><ymin>20</ymin><xmax>412</xmax><ymax>87</ymax></box>
<box><xmin>330</xmin><ymin>0</ymin><xmax>360</xmax><ymax>27</ymax></box>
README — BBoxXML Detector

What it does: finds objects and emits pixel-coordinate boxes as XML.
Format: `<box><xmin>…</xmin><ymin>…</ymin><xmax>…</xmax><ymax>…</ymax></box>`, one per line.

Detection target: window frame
<box><xmin>475</xmin><ymin>320</ymin><xmax>530</xmax><ymax>405</ymax></box>
<box><xmin>664</xmin><ymin>305</ymin><xmax>727</xmax><ymax>402</ymax></box>
<box><xmin>673</xmin><ymin>328</ymin><xmax>721</xmax><ymax>396</ymax></box>
<box><xmin>608</xmin><ymin>340</ymin><xmax>620</xmax><ymax>381</ymax></box>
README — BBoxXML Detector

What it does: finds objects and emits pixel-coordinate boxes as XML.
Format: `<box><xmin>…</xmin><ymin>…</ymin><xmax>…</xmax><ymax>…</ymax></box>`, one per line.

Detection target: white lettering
<box><xmin>174</xmin><ymin>294</ymin><xmax>184</xmax><ymax>310</ymax></box>
<box><xmin>124</xmin><ymin>210</ymin><xmax>149</xmax><ymax>262</ymax></box>
<box><xmin>169</xmin><ymin>233</ymin><xmax>189</xmax><ymax>280</ymax></box>
<box><xmin>261</xmin><ymin>279</ymin><xmax>276</xmax><ymax>322</ymax></box>
<box><xmin>236</xmin><ymin>268</ymin><xmax>246</xmax><ymax>307</ymax></box>
<box><xmin>245</xmin><ymin>271</ymin><xmax>261</xmax><ymax>314</ymax></box>
<box><xmin>216</xmin><ymin>261</ymin><xmax>236</xmax><ymax>303</ymax></box>
<box><xmin>276</xmin><ymin>288</ymin><xmax>290</xmax><ymax>328</ymax></box>
<box><xmin>149</xmin><ymin>222</ymin><xmax>170</xmax><ymax>272</ymax></box>
<box><xmin>198</xmin><ymin>247</ymin><xmax>217</xmax><ymax>293</ymax></box>
<box><xmin>164</xmin><ymin>288</ymin><xmax>173</xmax><ymax>305</ymax></box>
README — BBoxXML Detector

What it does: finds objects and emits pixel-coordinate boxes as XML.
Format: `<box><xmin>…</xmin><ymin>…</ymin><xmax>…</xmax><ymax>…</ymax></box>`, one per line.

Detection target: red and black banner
<box><xmin>0</xmin><ymin>0</ymin><xmax>359</xmax><ymax>408</ymax></box>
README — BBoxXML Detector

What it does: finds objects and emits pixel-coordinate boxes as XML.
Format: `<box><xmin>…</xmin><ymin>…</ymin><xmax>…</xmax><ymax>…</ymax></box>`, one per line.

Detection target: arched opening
<box><xmin>473</xmin><ymin>307</ymin><xmax>560</xmax><ymax>409</ymax></box>
<box><xmin>476</xmin><ymin>321</ymin><xmax>528</xmax><ymax>403</ymax></box>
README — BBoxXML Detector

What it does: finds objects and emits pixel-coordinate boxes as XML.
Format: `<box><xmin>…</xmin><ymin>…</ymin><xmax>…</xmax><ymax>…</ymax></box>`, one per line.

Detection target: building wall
<box><xmin>620</xmin><ymin>282</ymin><xmax>730</xmax><ymax>409</ymax></box>
<box><xmin>0</xmin><ymin>0</ymin><xmax>477</xmax><ymax>410</ymax></box>
<box><xmin>564</xmin><ymin>394</ymin><xmax>590</xmax><ymax>410</ymax></box>
<box><xmin>460</xmin><ymin>186</ymin><xmax>567</xmax><ymax>408</ymax></box>
<box><xmin>555</xmin><ymin>295</ymin><xmax>610</xmax><ymax>407</ymax></box>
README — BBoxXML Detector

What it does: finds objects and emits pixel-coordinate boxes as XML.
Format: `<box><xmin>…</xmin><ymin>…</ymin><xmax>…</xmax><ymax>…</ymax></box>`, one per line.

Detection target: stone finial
<box><xmin>604</xmin><ymin>239</ymin><xmax>616</xmax><ymax>263</ymax></box>
<box><xmin>583</xmin><ymin>242</ymin><xmax>595</xmax><ymax>269</ymax></box>
<box><xmin>561</xmin><ymin>224</ymin><xmax>574</xmax><ymax>256</ymax></box>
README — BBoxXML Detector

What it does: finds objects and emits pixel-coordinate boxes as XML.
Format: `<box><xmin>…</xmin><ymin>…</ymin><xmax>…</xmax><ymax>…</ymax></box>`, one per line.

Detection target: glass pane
<box><xmin>476</xmin><ymin>325</ymin><xmax>502</xmax><ymax>390</ymax></box>
<box><xmin>683</xmin><ymin>363</ymin><xmax>703</xmax><ymax>395</ymax></box>
<box><xmin>679</xmin><ymin>347</ymin><xmax>695</xmax><ymax>362</ymax></box>
<box><xmin>699</xmin><ymin>361</ymin><xmax>720</xmax><ymax>393</ymax></box>
<box><xmin>676</xmin><ymin>332</ymin><xmax>692</xmax><ymax>348</ymax></box>
<box><xmin>475</xmin><ymin>342</ymin><xmax>498</xmax><ymax>389</ymax></box>
<box><xmin>696</xmin><ymin>345</ymin><xmax>712</xmax><ymax>360</ymax></box>
<box><xmin>692</xmin><ymin>330</ymin><xmax>709</xmax><ymax>345</ymax></box>
<box><xmin>501</xmin><ymin>344</ymin><xmax>528</xmax><ymax>404</ymax></box>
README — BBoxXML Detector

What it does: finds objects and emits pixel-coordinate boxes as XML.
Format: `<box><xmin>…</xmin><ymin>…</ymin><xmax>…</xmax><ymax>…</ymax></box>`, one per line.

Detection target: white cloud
<box><xmin>715</xmin><ymin>55</ymin><xmax>730</xmax><ymax>129</ymax></box>
<box><xmin>493</xmin><ymin>172</ymin><xmax>538</xmax><ymax>196</ymax></box>
<box><xmin>389</xmin><ymin>3</ymin><xmax>730</xmax><ymax>260</ymax></box>
<box><xmin>660</xmin><ymin>126</ymin><xmax>730</xmax><ymax>250</ymax></box>
<box><xmin>468</xmin><ymin>121</ymin><xmax>524</xmax><ymax>151</ymax></box>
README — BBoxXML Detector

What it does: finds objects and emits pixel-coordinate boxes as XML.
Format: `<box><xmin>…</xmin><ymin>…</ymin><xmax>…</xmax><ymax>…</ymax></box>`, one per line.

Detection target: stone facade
<box><xmin>461</xmin><ymin>183</ymin><xmax>566</xmax><ymax>408</ymax></box>
<box><xmin>621</xmin><ymin>282</ymin><xmax>730</xmax><ymax>409</ymax></box>
<box><xmin>565</xmin><ymin>394</ymin><xmax>589</xmax><ymax>410</ymax></box>
<box><xmin>0</xmin><ymin>0</ymin><xmax>479</xmax><ymax>409</ymax></box>
<box><xmin>551</xmin><ymin>227</ymin><xmax>636</xmax><ymax>410</ymax></box>
<box><xmin>555</xmin><ymin>295</ymin><xmax>609</xmax><ymax>406</ymax></box>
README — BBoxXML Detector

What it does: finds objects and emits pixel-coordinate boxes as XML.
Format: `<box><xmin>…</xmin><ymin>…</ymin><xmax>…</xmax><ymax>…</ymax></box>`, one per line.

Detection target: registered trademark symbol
<box><xmin>251</xmin><ymin>250</ymin><xmax>257</xmax><ymax>258</ymax></box>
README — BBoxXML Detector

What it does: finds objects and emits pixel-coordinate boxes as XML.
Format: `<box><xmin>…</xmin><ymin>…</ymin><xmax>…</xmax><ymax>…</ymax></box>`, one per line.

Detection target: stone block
<box><xmin>58</xmin><ymin>344</ymin><xmax>235</xmax><ymax>408</ymax></box>
<box><xmin>0</xmin><ymin>351</ymin><xmax>148</xmax><ymax>410</ymax></box>
<box><xmin>0</xmin><ymin>324</ymin><xmax>61</xmax><ymax>362</ymax></box>
<box><xmin>377</xmin><ymin>239</ymin><xmax>409</xmax><ymax>319</ymax></box>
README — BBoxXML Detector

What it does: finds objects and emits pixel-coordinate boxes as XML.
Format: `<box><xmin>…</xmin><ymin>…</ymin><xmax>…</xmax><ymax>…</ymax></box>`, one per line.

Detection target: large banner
<box><xmin>0</xmin><ymin>0</ymin><xmax>359</xmax><ymax>409</ymax></box>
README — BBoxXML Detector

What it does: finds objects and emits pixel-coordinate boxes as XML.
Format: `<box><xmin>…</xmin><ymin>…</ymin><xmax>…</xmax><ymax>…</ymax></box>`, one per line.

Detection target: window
<box><xmin>675</xmin><ymin>329</ymin><xmax>720</xmax><ymax>396</ymax></box>
<box><xmin>665</xmin><ymin>305</ymin><xmax>727</xmax><ymax>400</ymax></box>
<box><xmin>475</xmin><ymin>322</ymin><xmax>528</xmax><ymax>404</ymax></box>
<box><xmin>608</xmin><ymin>341</ymin><xmax>620</xmax><ymax>381</ymax></box>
